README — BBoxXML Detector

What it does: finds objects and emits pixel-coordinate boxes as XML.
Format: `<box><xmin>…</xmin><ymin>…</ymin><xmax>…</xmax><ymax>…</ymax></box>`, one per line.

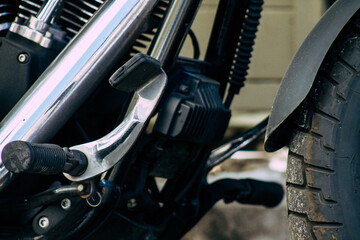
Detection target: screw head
<box><xmin>18</xmin><ymin>53</ymin><xmax>29</xmax><ymax>63</ymax></box>
<box><xmin>178</xmin><ymin>84</ymin><xmax>190</xmax><ymax>94</ymax></box>
<box><xmin>38</xmin><ymin>217</ymin><xmax>50</xmax><ymax>229</ymax></box>
<box><xmin>127</xmin><ymin>198</ymin><xmax>137</xmax><ymax>209</ymax></box>
<box><xmin>77</xmin><ymin>184</ymin><xmax>85</xmax><ymax>192</ymax></box>
<box><xmin>61</xmin><ymin>198</ymin><xmax>71</xmax><ymax>210</ymax></box>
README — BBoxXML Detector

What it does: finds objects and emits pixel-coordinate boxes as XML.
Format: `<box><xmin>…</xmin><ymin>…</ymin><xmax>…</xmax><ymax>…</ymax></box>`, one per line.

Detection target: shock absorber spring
<box><xmin>225</xmin><ymin>0</ymin><xmax>264</xmax><ymax>108</ymax></box>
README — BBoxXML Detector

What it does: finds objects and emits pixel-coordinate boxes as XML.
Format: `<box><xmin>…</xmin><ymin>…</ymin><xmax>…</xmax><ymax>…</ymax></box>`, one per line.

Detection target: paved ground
<box><xmin>184</xmin><ymin>148</ymin><xmax>289</xmax><ymax>240</ymax></box>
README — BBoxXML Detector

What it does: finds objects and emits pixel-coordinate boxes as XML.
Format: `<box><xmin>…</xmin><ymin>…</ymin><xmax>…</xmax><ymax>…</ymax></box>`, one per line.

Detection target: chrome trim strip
<box><xmin>0</xmin><ymin>0</ymin><xmax>157</xmax><ymax>190</ymax></box>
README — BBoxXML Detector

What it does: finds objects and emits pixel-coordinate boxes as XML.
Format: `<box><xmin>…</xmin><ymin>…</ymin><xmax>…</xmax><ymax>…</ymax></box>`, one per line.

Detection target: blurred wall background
<box><xmin>180</xmin><ymin>0</ymin><xmax>326</xmax><ymax>128</ymax></box>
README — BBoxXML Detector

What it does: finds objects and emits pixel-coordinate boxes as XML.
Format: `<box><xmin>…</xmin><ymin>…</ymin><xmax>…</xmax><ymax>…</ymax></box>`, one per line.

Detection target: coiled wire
<box><xmin>225</xmin><ymin>0</ymin><xmax>264</xmax><ymax>108</ymax></box>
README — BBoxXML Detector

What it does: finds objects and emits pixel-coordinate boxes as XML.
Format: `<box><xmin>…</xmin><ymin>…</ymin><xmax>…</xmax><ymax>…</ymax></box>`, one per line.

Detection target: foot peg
<box><xmin>204</xmin><ymin>178</ymin><xmax>284</xmax><ymax>208</ymax></box>
<box><xmin>187</xmin><ymin>178</ymin><xmax>284</xmax><ymax>230</ymax></box>
<box><xmin>2</xmin><ymin>141</ymin><xmax>87</xmax><ymax>176</ymax></box>
<box><xmin>227</xmin><ymin>179</ymin><xmax>284</xmax><ymax>208</ymax></box>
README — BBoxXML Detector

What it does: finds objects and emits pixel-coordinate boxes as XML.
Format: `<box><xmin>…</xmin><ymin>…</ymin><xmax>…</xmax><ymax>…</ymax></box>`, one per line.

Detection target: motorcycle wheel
<box><xmin>286</xmin><ymin>13</ymin><xmax>360</xmax><ymax>239</ymax></box>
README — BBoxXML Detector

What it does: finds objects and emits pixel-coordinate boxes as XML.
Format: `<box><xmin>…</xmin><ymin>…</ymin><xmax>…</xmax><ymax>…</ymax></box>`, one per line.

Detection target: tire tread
<box><xmin>287</xmin><ymin>12</ymin><xmax>360</xmax><ymax>239</ymax></box>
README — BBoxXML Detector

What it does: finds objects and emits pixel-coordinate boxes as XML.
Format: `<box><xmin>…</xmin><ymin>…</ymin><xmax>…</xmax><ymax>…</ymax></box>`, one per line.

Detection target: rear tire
<box><xmin>286</xmin><ymin>12</ymin><xmax>360</xmax><ymax>239</ymax></box>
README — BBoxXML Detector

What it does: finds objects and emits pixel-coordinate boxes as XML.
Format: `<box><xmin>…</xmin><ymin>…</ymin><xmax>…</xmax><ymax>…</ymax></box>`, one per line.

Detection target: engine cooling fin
<box><xmin>0</xmin><ymin>1</ymin><xmax>20</xmax><ymax>35</ymax></box>
<box><xmin>130</xmin><ymin>0</ymin><xmax>170</xmax><ymax>56</ymax></box>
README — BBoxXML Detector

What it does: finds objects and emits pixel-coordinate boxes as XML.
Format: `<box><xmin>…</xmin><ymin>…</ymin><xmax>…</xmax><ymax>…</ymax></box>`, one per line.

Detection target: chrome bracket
<box><xmin>64</xmin><ymin>68</ymin><xmax>167</xmax><ymax>182</ymax></box>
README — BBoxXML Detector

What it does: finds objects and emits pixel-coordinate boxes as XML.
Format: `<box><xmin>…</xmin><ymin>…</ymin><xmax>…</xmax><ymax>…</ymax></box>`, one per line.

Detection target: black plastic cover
<box><xmin>0</xmin><ymin>33</ymin><xmax>61</xmax><ymax>119</ymax></box>
<box><xmin>154</xmin><ymin>70</ymin><xmax>231</xmax><ymax>144</ymax></box>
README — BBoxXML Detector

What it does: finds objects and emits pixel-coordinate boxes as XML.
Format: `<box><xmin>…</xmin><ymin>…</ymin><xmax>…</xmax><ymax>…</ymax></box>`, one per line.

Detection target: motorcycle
<box><xmin>0</xmin><ymin>0</ymin><xmax>355</xmax><ymax>239</ymax></box>
<box><xmin>0</xmin><ymin>0</ymin><xmax>284</xmax><ymax>239</ymax></box>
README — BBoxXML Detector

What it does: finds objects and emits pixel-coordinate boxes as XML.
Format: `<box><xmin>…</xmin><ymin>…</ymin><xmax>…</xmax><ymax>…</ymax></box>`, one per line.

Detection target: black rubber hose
<box><xmin>188</xmin><ymin>29</ymin><xmax>200</xmax><ymax>59</ymax></box>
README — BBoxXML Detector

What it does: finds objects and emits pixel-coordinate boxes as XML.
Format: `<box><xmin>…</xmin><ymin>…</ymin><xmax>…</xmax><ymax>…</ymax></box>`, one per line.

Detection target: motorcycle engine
<box><xmin>0</xmin><ymin>0</ymin><xmax>106</xmax><ymax>119</ymax></box>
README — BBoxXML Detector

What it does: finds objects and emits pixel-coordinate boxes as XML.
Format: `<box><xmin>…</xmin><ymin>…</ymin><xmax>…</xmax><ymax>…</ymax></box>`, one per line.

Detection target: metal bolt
<box><xmin>45</xmin><ymin>31</ymin><xmax>53</xmax><ymax>38</ymax></box>
<box><xmin>127</xmin><ymin>198</ymin><xmax>137</xmax><ymax>209</ymax></box>
<box><xmin>178</xmin><ymin>84</ymin><xmax>190</xmax><ymax>94</ymax></box>
<box><xmin>77</xmin><ymin>184</ymin><xmax>85</xmax><ymax>192</ymax></box>
<box><xmin>38</xmin><ymin>216</ymin><xmax>50</xmax><ymax>229</ymax></box>
<box><xmin>61</xmin><ymin>198</ymin><xmax>71</xmax><ymax>210</ymax></box>
<box><xmin>18</xmin><ymin>53</ymin><xmax>29</xmax><ymax>63</ymax></box>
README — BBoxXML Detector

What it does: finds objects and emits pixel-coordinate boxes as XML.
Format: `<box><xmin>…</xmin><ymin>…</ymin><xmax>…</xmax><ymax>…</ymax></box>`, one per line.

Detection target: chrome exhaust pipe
<box><xmin>0</xmin><ymin>0</ymin><xmax>157</xmax><ymax>190</ymax></box>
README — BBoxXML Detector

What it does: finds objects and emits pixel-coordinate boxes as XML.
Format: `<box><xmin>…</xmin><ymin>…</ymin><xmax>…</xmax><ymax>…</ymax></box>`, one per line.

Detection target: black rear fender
<box><xmin>264</xmin><ymin>0</ymin><xmax>360</xmax><ymax>152</ymax></box>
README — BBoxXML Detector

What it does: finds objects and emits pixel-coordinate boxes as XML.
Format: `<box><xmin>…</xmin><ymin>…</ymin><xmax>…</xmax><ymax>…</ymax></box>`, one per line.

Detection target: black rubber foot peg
<box><xmin>236</xmin><ymin>179</ymin><xmax>284</xmax><ymax>208</ymax></box>
<box><xmin>2</xmin><ymin>141</ymin><xmax>87</xmax><ymax>176</ymax></box>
